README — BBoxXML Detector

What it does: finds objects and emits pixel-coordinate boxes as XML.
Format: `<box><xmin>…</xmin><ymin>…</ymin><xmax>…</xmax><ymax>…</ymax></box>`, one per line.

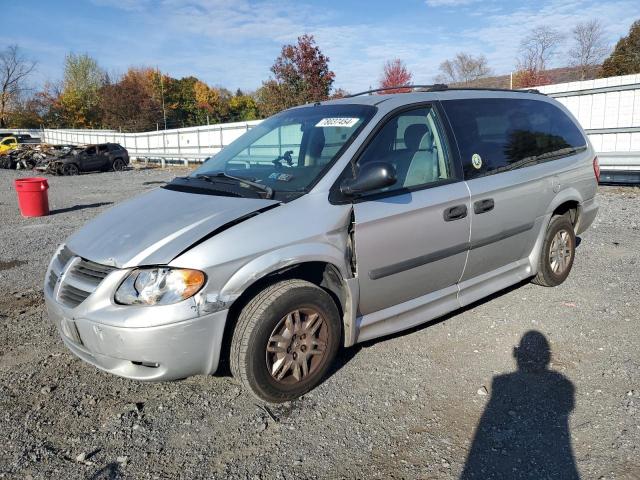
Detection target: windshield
<box><xmin>190</xmin><ymin>104</ymin><xmax>376</xmax><ymax>199</ymax></box>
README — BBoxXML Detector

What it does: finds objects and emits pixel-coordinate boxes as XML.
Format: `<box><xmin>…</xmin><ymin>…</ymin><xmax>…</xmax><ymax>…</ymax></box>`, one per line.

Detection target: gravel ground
<box><xmin>0</xmin><ymin>167</ymin><xmax>639</xmax><ymax>479</ymax></box>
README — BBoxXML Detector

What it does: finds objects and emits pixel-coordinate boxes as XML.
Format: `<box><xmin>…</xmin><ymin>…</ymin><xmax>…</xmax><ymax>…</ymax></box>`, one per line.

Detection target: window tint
<box><xmin>85</xmin><ymin>146</ymin><xmax>97</xmax><ymax>155</ymax></box>
<box><xmin>443</xmin><ymin>98</ymin><xmax>586</xmax><ymax>179</ymax></box>
<box><xmin>354</xmin><ymin>107</ymin><xmax>454</xmax><ymax>195</ymax></box>
<box><xmin>98</xmin><ymin>144</ymin><xmax>109</xmax><ymax>153</ymax></box>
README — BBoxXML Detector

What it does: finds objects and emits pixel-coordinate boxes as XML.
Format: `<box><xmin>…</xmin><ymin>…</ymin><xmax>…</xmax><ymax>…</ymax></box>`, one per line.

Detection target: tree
<box><xmin>228</xmin><ymin>92</ymin><xmax>258</xmax><ymax>122</ymax></box>
<box><xmin>514</xmin><ymin>26</ymin><xmax>564</xmax><ymax>88</ymax></box>
<box><xmin>379</xmin><ymin>59</ymin><xmax>413</xmax><ymax>93</ymax></box>
<box><xmin>436</xmin><ymin>52</ymin><xmax>492</xmax><ymax>85</ymax></box>
<box><xmin>100</xmin><ymin>68</ymin><xmax>162</xmax><ymax>131</ymax></box>
<box><xmin>601</xmin><ymin>20</ymin><xmax>640</xmax><ymax>77</ymax></box>
<box><xmin>256</xmin><ymin>34</ymin><xmax>335</xmax><ymax>116</ymax></box>
<box><xmin>0</xmin><ymin>45</ymin><xmax>36</xmax><ymax>128</ymax></box>
<box><xmin>569</xmin><ymin>20</ymin><xmax>609</xmax><ymax>80</ymax></box>
<box><xmin>60</xmin><ymin>53</ymin><xmax>106</xmax><ymax>127</ymax></box>
<box><xmin>518</xmin><ymin>26</ymin><xmax>564</xmax><ymax>73</ymax></box>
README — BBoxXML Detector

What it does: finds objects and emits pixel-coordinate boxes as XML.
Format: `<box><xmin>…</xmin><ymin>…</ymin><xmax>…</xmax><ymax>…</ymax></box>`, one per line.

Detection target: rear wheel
<box><xmin>533</xmin><ymin>215</ymin><xmax>576</xmax><ymax>287</ymax></box>
<box><xmin>230</xmin><ymin>279</ymin><xmax>341</xmax><ymax>403</ymax></box>
<box><xmin>62</xmin><ymin>163</ymin><xmax>79</xmax><ymax>176</ymax></box>
<box><xmin>112</xmin><ymin>158</ymin><xmax>125</xmax><ymax>172</ymax></box>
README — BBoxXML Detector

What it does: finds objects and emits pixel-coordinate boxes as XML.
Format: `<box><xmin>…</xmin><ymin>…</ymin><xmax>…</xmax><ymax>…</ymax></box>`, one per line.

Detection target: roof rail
<box><xmin>347</xmin><ymin>84</ymin><xmax>449</xmax><ymax>97</ymax></box>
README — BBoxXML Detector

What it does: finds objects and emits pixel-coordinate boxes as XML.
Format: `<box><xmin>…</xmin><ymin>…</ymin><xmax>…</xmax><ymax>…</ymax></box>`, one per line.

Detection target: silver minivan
<box><xmin>44</xmin><ymin>87</ymin><xmax>599</xmax><ymax>402</ymax></box>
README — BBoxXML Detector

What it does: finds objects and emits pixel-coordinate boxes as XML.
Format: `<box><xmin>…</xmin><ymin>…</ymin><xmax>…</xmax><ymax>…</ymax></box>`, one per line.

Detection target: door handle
<box><xmin>473</xmin><ymin>198</ymin><xmax>494</xmax><ymax>214</ymax></box>
<box><xmin>443</xmin><ymin>204</ymin><xmax>468</xmax><ymax>222</ymax></box>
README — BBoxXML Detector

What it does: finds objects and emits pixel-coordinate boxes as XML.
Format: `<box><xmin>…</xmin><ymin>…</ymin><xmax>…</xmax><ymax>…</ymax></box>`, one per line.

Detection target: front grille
<box><xmin>47</xmin><ymin>270</ymin><xmax>58</xmax><ymax>292</ymax></box>
<box><xmin>48</xmin><ymin>246</ymin><xmax>116</xmax><ymax>308</ymax></box>
<box><xmin>59</xmin><ymin>283</ymin><xmax>92</xmax><ymax>307</ymax></box>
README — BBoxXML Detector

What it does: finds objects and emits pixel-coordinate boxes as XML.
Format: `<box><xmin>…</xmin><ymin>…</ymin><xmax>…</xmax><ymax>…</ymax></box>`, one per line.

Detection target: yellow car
<box><xmin>0</xmin><ymin>136</ymin><xmax>18</xmax><ymax>154</ymax></box>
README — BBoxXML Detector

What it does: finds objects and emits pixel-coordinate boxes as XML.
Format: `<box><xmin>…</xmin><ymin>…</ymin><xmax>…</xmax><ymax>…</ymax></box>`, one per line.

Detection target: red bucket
<box><xmin>14</xmin><ymin>177</ymin><xmax>50</xmax><ymax>217</ymax></box>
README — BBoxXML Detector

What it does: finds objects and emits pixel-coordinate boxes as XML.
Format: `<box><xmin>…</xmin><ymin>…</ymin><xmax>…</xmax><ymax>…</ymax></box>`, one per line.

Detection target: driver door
<box><xmin>350</xmin><ymin>105</ymin><xmax>470</xmax><ymax>317</ymax></box>
<box><xmin>81</xmin><ymin>146</ymin><xmax>101</xmax><ymax>171</ymax></box>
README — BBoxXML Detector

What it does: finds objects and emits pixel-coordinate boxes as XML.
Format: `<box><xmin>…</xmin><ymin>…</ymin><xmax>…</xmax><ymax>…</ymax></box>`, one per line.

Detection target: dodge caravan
<box><xmin>44</xmin><ymin>87</ymin><xmax>599</xmax><ymax>402</ymax></box>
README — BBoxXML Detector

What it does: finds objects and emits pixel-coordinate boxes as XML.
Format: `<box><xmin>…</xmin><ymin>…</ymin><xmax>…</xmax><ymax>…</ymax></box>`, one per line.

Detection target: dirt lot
<box><xmin>0</xmin><ymin>167</ymin><xmax>639</xmax><ymax>479</ymax></box>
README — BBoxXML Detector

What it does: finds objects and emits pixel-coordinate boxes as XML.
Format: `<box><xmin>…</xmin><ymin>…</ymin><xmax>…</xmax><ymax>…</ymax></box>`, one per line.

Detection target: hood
<box><xmin>66</xmin><ymin>187</ymin><xmax>278</xmax><ymax>268</ymax></box>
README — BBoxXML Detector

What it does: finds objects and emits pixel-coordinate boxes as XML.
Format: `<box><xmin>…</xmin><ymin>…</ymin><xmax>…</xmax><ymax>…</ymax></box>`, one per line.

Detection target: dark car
<box><xmin>16</xmin><ymin>134</ymin><xmax>41</xmax><ymax>144</ymax></box>
<box><xmin>54</xmin><ymin>143</ymin><xmax>130</xmax><ymax>175</ymax></box>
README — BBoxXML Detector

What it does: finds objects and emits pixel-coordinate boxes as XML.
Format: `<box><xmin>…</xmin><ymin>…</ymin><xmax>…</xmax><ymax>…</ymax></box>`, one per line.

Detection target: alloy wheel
<box><xmin>266</xmin><ymin>308</ymin><xmax>328</xmax><ymax>384</ymax></box>
<box><xmin>549</xmin><ymin>229</ymin><xmax>572</xmax><ymax>274</ymax></box>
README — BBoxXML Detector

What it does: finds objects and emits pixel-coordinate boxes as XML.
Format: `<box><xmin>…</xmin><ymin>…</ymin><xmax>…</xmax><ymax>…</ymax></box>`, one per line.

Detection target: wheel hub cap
<box><xmin>549</xmin><ymin>229</ymin><xmax>572</xmax><ymax>274</ymax></box>
<box><xmin>266</xmin><ymin>308</ymin><xmax>327</xmax><ymax>384</ymax></box>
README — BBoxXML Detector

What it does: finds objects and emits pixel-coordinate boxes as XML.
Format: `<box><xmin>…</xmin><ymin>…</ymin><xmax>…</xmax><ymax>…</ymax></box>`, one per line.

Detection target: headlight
<box><xmin>115</xmin><ymin>267</ymin><xmax>206</xmax><ymax>306</ymax></box>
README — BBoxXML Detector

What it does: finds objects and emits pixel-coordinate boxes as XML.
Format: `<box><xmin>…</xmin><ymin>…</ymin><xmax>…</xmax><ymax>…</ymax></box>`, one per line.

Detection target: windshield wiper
<box><xmin>195</xmin><ymin>172</ymin><xmax>274</xmax><ymax>199</ymax></box>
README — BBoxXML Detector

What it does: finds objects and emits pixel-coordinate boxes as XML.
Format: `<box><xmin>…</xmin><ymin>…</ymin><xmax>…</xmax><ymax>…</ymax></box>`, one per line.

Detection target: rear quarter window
<box><xmin>442</xmin><ymin>98</ymin><xmax>587</xmax><ymax>179</ymax></box>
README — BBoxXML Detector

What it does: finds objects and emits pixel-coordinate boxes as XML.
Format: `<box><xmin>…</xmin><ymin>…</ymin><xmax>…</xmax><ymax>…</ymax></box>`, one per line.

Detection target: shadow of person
<box><xmin>460</xmin><ymin>331</ymin><xmax>579</xmax><ymax>479</ymax></box>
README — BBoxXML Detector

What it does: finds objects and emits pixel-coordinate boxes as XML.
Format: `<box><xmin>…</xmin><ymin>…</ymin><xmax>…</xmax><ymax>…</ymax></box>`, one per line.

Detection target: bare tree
<box><xmin>569</xmin><ymin>20</ymin><xmax>609</xmax><ymax>80</ymax></box>
<box><xmin>0</xmin><ymin>45</ymin><xmax>36</xmax><ymax>127</ymax></box>
<box><xmin>436</xmin><ymin>52</ymin><xmax>492</xmax><ymax>85</ymax></box>
<box><xmin>517</xmin><ymin>26</ymin><xmax>564</xmax><ymax>73</ymax></box>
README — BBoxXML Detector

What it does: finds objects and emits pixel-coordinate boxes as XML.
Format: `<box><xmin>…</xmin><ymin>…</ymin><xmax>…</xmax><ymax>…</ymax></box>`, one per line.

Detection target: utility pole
<box><xmin>158</xmin><ymin>67</ymin><xmax>167</xmax><ymax>130</ymax></box>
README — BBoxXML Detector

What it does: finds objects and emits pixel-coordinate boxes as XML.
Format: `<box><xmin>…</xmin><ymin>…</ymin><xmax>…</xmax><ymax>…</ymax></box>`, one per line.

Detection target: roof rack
<box><xmin>347</xmin><ymin>84</ymin><xmax>449</xmax><ymax>97</ymax></box>
<box><xmin>346</xmin><ymin>85</ymin><xmax>545</xmax><ymax>98</ymax></box>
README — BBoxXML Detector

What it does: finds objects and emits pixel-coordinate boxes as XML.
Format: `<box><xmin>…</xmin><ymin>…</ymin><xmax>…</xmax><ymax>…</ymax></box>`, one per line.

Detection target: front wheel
<box><xmin>533</xmin><ymin>215</ymin><xmax>576</xmax><ymax>287</ymax></box>
<box><xmin>230</xmin><ymin>279</ymin><xmax>341</xmax><ymax>403</ymax></box>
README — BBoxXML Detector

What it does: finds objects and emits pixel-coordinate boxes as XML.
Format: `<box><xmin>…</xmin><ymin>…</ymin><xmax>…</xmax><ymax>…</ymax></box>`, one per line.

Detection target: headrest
<box><xmin>404</xmin><ymin>124</ymin><xmax>428</xmax><ymax>151</ymax></box>
<box><xmin>418</xmin><ymin>130</ymin><xmax>434</xmax><ymax>151</ymax></box>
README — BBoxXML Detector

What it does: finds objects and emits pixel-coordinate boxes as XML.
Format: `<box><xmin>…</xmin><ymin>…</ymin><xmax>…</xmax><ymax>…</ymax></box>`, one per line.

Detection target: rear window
<box><xmin>108</xmin><ymin>144</ymin><xmax>123</xmax><ymax>152</ymax></box>
<box><xmin>442</xmin><ymin>98</ymin><xmax>587</xmax><ymax>179</ymax></box>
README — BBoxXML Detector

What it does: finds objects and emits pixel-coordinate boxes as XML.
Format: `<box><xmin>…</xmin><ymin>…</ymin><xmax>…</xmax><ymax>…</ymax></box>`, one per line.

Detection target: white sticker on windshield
<box><xmin>315</xmin><ymin>117</ymin><xmax>359</xmax><ymax>128</ymax></box>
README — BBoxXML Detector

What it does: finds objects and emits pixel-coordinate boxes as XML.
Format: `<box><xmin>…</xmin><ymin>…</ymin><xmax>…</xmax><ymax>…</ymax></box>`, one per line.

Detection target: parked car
<box><xmin>44</xmin><ymin>87</ymin><xmax>599</xmax><ymax>402</ymax></box>
<box><xmin>53</xmin><ymin>143</ymin><xmax>129</xmax><ymax>175</ymax></box>
<box><xmin>15</xmin><ymin>134</ymin><xmax>41</xmax><ymax>144</ymax></box>
<box><xmin>0</xmin><ymin>136</ymin><xmax>18</xmax><ymax>154</ymax></box>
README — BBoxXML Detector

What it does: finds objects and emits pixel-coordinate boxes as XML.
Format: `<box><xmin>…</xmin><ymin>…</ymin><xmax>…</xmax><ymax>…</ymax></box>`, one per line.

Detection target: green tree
<box><xmin>228</xmin><ymin>92</ymin><xmax>258</xmax><ymax>121</ymax></box>
<box><xmin>256</xmin><ymin>34</ymin><xmax>335</xmax><ymax>116</ymax></box>
<box><xmin>601</xmin><ymin>20</ymin><xmax>640</xmax><ymax>77</ymax></box>
<box><xmin>60</xmin><ymin>53</ymin><xmax>106</xmax><ymax>127</ymax></box>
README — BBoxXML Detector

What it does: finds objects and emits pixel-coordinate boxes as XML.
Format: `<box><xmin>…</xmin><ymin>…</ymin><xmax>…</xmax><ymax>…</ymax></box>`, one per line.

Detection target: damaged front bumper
<box><xmin>44</xmin><ymin>251</ymin><xmax>229</xmax><ymax>381</ymax></box>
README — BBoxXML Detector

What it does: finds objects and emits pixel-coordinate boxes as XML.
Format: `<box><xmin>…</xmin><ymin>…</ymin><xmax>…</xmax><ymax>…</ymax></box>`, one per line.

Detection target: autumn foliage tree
<box><xmin>379</xmin><ymin>59</ymin><xmax>413</xmax><ymax>93</ymax></box>
<box><xmin>100</xmin><ymin>68</ymin><xmax>162</xmax><ymax>131</ymax></box>
<box><xmin>257</xmin><ymin>34</ymin><xmax>335</xmax><ymax>116</ymax></box>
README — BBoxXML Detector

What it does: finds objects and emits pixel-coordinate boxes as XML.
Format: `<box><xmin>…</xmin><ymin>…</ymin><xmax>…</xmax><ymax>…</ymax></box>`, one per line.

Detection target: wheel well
<box><xmin>218</xmin><ymin>262</ymin><xmax>347</xmax><ymax>374</ymax></box>
<box><xmin>552</xmin><ymin>201</ymin><xmax>579</xmax><ymax>226</ymax></box>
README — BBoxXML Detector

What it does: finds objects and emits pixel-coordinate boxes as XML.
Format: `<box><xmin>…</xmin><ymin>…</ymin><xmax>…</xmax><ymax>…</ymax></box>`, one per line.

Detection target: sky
<box><xmin>5</xmin><ymin>0</ymin><xmax>637</xmax><ymax>94</ymax></box>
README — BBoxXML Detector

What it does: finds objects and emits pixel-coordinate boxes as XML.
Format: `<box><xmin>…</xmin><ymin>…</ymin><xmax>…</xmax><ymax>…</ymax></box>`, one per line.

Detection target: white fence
<box><xmin>538</xmin><ymin>73</ymin><xmax>640</xmax><ymax>181</ymax></box>
<box><xmin>41</xmin><ymin>121</ymin><xmax>262</xmax><ymax>164</ymax></box>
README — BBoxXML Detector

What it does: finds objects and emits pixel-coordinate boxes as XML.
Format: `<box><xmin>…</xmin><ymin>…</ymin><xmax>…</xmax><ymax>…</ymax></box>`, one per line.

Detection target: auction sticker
<box><xmin>471</xmin><ymin>153</ymin><xmax>483</xmax><ymax>169</ymax></box>
<box><xmin>315</xmin><ymin>118</ymin><xmax>359</xmax><ymax>128</ymax></box>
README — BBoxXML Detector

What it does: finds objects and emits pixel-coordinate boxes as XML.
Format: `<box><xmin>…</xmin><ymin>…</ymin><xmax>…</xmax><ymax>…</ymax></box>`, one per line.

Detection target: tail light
<box><xmin>593</xmin><ymin>156</ymin><xmax>600</xmax><ymax>183</ymax></box>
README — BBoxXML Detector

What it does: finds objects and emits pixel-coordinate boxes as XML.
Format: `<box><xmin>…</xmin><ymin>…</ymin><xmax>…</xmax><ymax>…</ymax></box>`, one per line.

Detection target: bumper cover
<box><xmin>45</xmin><ymin>289</ymin><xmax>228</xmax><ymax>381</ymax></box>
<box><xmin>576</xmin><ymin>197</ymin><xmax>599</xmax><ymax>235</ymax></box>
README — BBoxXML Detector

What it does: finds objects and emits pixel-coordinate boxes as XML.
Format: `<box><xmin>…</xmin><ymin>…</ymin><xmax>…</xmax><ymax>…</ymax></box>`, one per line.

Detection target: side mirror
<box><xmin>340</xmin><ymin>162</ymin><xmax>397</xmax><ymax>196</ymax></box>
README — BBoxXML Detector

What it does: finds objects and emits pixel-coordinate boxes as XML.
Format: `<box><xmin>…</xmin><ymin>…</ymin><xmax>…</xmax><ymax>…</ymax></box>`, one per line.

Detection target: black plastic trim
<box><xmin>369</xmin><ymin>242</ymin><xmax>468</xmax><ymax>280</ymax></box>
<box><xmin>368</xmin><ymin>221</ymin><xmax>534</xmax><ymax>280</ymax></box>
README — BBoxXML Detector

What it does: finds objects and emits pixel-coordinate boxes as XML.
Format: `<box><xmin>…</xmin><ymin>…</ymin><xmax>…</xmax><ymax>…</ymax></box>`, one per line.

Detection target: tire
<box><xmin>230</xmin><ymin>279</ymin><xmax>341</xmax><ymax>403</ymax></box>
<box><xmin>62</xmin><ymin>163</ymin><xmax>79</xmax><ymax>176</ymax></box>
<box><xmin>112</xmin><ymin>158</ymin><xmax>125</xmax><ymax>172</ymax></box>
<box><xmin>532</xmin><ymin>215</ymin><xmax>576</xmax><ymax>287</ymax></box>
